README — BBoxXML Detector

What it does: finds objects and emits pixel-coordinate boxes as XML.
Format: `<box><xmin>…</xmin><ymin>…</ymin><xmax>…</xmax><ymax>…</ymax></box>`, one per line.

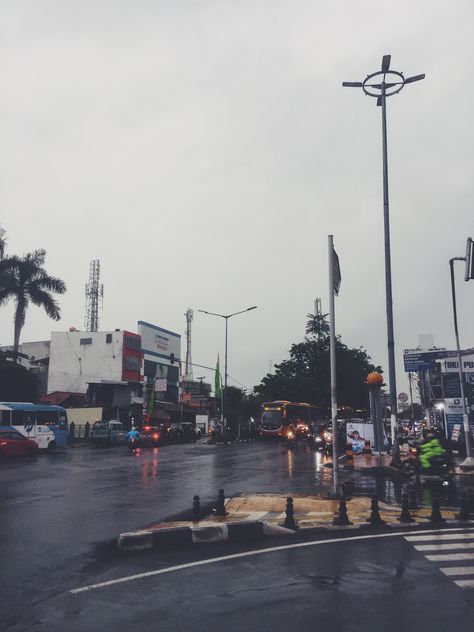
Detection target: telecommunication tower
<box><xmin>184</xmin><ymin>308</ymin><xmax>194</xmax><ymax>381</ymax></box>
<box><xmin>84</xmin><ymin>259</ymin><xmax>104</xmax><ymax>332</ymax></box>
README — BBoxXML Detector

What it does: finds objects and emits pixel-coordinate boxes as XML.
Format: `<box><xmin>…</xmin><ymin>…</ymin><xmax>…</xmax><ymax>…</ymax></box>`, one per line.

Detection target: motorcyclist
<box><xmin>419</xmin><ymin>431</ymin><xmax>445</xmax><ymax>471</ymax></box>
<box><xmin>127</xmin><ymin>426</ymin><xmax>141</xmax><ymax>449</ymax></box>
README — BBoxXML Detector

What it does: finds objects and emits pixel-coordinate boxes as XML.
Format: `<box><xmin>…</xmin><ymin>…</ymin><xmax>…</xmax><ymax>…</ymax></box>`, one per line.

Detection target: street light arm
<box><xmin>197</xmin><ymin>309</ymin><xmax>225</xmax><ymax>319</ymax></box>
<box><xmin>227</xmin><ymin>306</ymin><xmax>258</xmax><ymax>319</ymax></box>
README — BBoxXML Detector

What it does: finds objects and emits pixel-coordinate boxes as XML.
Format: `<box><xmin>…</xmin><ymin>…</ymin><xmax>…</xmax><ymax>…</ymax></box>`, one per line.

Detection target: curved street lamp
<box><xmin>343</xmin><ymin>55</ymin><xmax>425</xmax><ymax>465</ymax></box>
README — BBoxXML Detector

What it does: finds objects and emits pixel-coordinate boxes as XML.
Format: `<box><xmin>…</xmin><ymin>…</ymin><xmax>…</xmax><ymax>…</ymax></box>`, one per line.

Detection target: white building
<box><xmin>47</xmin><ymin>329</ymin><xmax>142</xmax><ymax>394</ymax></box>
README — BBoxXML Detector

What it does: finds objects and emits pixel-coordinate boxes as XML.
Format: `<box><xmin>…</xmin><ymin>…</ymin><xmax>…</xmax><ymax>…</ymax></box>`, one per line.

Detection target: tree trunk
<box><xmin>13</xmin><ymin>301</ymin><xmax>25</xmax><ymax>355</ymax></box>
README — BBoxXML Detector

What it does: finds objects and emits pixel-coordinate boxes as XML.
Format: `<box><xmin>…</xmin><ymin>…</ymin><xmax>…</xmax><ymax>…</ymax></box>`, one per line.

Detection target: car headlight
<box><xmin>315</xmin><ymin>436</ymin><xmax>322</xmax><ymax>442</ymax></box>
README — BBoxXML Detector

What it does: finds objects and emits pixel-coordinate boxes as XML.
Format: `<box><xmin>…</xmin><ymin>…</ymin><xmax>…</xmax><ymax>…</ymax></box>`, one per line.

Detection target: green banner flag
<box><xmin>215</xmin><ymin>355</ymin><xmax>222</xmax><ymax>414</ymax></box>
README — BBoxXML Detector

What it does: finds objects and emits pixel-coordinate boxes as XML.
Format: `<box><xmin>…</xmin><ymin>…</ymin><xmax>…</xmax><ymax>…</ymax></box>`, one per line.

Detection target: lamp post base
<box><xmin>460</xmin><ymin>456</ymin><xmax>474</xmax><ymax>471</ymax></box>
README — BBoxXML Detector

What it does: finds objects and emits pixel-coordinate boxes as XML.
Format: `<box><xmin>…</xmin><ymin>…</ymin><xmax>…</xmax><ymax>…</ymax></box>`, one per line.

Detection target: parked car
<box><xmin>0</xmin><ymin>429</ymin><xmax>38</xmax><ymax>456</ymax></box>
<box><xmin>91</xmin><ymin>420</ymin><xmax>126</xmax><ymax>447</ymax></box>
<box><xmin>166</xmin><ymin>422</ymin><xmax>198</xmax><ymax>443</ymax></box>
<box><xmin>140</xmin><ymin>425</ymin><xmax>163</xmax><ymax>447</ymax></box>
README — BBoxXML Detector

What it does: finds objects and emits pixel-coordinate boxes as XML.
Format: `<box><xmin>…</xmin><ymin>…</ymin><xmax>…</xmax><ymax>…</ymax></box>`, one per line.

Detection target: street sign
<box><xmin>403</xmin><ymin>349</ymin><xmax>450</xmax><ymax>372</ymax></box>
<box><xmin>24</xmin><ymin>423</ymin><xmax>33</xmax><ymax>434</ymax></box>
<box><xmin>442</xmin><ymin>373</ymin><xmax>462</xmax><ymax>398</ymax></box>
<box><xmin>398</xmin><ymin>392</ymin><xmax>408</xmax><ymax>403</ymax></box>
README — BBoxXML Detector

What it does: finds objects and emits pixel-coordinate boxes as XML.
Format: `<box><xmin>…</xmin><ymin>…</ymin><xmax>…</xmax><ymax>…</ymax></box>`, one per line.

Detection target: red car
<box><xmin>0</xmin><ymin>429</ymin><xmax>38</xmax><ymax>456</ymax></box>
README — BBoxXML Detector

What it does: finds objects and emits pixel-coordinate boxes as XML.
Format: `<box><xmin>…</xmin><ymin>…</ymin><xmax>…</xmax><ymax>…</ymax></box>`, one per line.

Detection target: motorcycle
<box><xmin>286</xmin><ymin>429</ymin><xmax>297</xmax><ymax>450</ymax></box>
<box><xmin>401</xmin><ymin>444</ymin><xmax>453</xmax><ymax>485</ymax></box>
<box><xmin>127</xmin><ymin>438</ymin><xmax>140</xmax><ymax>455</ymax></box>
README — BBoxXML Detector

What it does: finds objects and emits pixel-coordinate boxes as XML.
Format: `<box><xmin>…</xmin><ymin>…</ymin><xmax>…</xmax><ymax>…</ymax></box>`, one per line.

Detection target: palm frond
<box><xmin>28</xmin><ymin>286</ymin><xmax>61</xmax><ymax>320</ymax></box>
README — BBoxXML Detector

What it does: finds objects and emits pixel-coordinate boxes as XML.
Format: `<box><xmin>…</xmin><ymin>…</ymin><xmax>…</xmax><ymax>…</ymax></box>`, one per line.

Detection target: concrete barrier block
<box><xmin>191</xmin><ymin>524</ymin><xmax>229</xmax><ymax>544</ymax></box>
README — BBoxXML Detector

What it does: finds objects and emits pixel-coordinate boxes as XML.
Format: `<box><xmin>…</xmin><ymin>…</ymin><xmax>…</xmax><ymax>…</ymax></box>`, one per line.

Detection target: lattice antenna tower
<box><xmin>184</xmin><ymin>308</ymin><xmax>194</xmax><ymax>381</ymax></box>
<box><xmin>84</xmin><ymin>259</ymin><xmax>104</xmax><ymax>331</ymax></box>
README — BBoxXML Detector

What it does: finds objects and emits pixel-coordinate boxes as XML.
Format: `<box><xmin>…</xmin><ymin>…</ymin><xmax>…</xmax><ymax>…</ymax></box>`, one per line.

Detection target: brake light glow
<box><xmin>153</xmin><ymin>433</ymin><xmax>159</xmax><ymax>440</ymax></box>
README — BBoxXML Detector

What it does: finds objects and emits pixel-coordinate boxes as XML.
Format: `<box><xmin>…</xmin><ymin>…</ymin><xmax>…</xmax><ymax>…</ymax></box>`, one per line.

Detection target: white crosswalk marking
<box><xmin>414</xmin><ymin>542</ymin><xmax>474</xmax><ymax>551</ymax></box>
<box><xmin>405</xmin><ymin>531</ymin><xmax>474</xmax><ymax>542</ymax></box>
<box><xmin>440</xmin><ymin>567</ymin><xmax>474</xmax><ymax>576</ymax></box>
<box><xmin>454</xmin><ymin>579</ymin><xmax>474</xmax><ymax>588</ymax></box>
<box><xmin>425</xmin><ymin>553</ymin><xmax>474</xmax><ymax>561</ymax></box>
<box><xmin>404</xmin><ymin>529</ymin><xmax>474</xmax><ymax>588</ymax></box>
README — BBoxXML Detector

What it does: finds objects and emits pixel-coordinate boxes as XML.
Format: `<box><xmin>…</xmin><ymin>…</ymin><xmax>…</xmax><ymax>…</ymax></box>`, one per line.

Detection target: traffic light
<box><xmin>465</xmin><ymin>237</ymin><xmax>474</xmax><ymax>281</ymax></box>
<box><xmin>170</xmin><ymin>353</ymin><xmax>175</xmax><ymax>365</ymax></box>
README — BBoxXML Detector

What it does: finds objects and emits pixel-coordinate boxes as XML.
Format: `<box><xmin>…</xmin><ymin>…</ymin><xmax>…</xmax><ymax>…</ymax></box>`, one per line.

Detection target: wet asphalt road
<box><xmin>1</xmin><ymin>440</ymin><xmax>474</xmax><ymax>631</ymax></box>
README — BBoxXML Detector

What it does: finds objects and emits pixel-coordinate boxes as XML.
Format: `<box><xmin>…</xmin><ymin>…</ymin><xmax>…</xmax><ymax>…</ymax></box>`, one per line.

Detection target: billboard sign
<box><xmin>403</xmin><ymin>348</ymin><xmax>448</xmax><ymax>372</ymax></box>
<box><xmin>138</xmin><ymin>321</ymin><xmax>181</xmax><ymax>365</ymax></box>
<box><xmin>439</xmin><ymin>354</ymin><xmax>474</xmax><ymax>374</ymax></box>
<box><xmin>442</xmin><ymin>373</ymin><xmax>462</xmax><ymax>399</ymax></box>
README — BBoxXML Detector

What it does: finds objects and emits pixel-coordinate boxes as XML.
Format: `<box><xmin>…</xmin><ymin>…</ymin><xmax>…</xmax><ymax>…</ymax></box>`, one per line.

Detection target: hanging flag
<box><xmin>146</xmin><ymin>380</ymin><xmax>155</xmax><ymax>416</ymax></box>
<box><xmin>333</xmin><ymin>247</ymin><xmax>341</xmax><ymax>296</ymax></box>
<box><xmin>215</xmin><ymin>355</ymin><xmax>222</xmax><ymax>414</ymax></box>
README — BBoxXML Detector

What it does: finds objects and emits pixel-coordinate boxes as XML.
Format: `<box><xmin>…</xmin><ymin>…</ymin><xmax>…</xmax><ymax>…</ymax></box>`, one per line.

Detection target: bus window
<box><xmin>0</xmin><ymin>410</ymin><xmax>11</xmax><ymax>425</ymax></box>
<box><xmin>37</xmin><ymin>411</ymin><xmax>57</xmax><ymax>426</ymax></box>
<box><xmin>12</xmin><ymin>410</ymin><xmax>24</xmax><ymax>425</ymax></box>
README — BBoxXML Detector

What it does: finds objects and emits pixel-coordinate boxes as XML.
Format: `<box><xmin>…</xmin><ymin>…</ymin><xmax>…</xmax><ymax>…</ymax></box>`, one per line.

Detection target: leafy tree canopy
<box><xmin>254</xmin><ymin>313</ymin><xmax>382</xmax><ymax>411</ymax></box>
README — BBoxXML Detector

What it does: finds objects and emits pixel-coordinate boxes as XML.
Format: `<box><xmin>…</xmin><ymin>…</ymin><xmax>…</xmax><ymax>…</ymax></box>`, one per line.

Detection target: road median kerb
<box><xmin>117</xmin><ymin>493</ymin><xmax>474</xmax><ymax>552</ymax></box>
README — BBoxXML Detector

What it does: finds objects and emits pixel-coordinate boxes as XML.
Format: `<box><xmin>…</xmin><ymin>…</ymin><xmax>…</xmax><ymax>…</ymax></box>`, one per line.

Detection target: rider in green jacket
<box><xmin>419</xmin><ymin>433</ymin><xmax>445</xmax><ymax>471</ymax></box>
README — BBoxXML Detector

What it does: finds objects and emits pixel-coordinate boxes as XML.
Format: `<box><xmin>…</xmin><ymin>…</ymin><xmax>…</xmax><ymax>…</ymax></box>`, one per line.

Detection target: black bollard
<box><xmin>457</xmin><ymin>494</ymin><xmax>470</xmax><ymax>521</ymax></box>
<box><xmin>215</xmin><ymin>488</ymin><xmax>228</xmax><ymax>517</ymax></box>
<box><xmin>333</xmin><ymin>498</ymin><xmax>353</xmax><ymax>526</ymax></box>
<box><xmin>467</xmin><ymin>489</ymin><xmax>474</xmax><ymax>516</ymax></box>
<box><xmin>398</xmin><ymin>494</ymin><xmax>415</xmax><ymax>523</ymax></box>
<box><xmin>408</xmin><ymin>487</ymin><xmax>420</xmax><ymax>511</ymax></box>
<box><xmin>368</xmin><ymin>496</ymin><xmax>386</xmax><ymax>526</ymax></box>
<box><xmin>429</xmin><ymin>496</ymin><xmax>445</xmax><ymax>523</ymax></box>
<box><xmin>192</xmin><ymin>495</ymin><xmax>201</xmax><ymax>522</ymax></box>
<box><xmin>283</xmin><ymin>497</ymin><xmax>298</xmax><ymax>530</ymax></box>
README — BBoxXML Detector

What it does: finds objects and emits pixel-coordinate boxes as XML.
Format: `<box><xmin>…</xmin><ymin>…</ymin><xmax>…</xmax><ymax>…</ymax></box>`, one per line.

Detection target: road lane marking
<box><xmin>414</xmin><ymin>542</ymin><xmax>474</xmax><ymax>551</ymax></box>
<box><xmin>70</xmin><ymin>526</ymin><xmax>473</xmax><ymax>594</ymax></box>
<box><xmin>454</xmin><ymin>579</ymin><xmax>474</xmax><ymax>588</ymax></box>
<box><xmin>440</xmin><ymin>567</ymin><xmax>474</xmax><ymax>576</ymax></box>
<box><xmin>425</xmin><ymin>553</ymin><xmax>474</xmax><ymax>561</ymax></box>
<box><xmin>405</xmin><ymin>531</ymin><xmax>474</xmax><ymax>542</ymax></box>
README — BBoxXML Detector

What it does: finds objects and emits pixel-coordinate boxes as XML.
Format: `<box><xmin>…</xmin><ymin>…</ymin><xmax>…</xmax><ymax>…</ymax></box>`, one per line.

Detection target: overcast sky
<box><xmin>1</xmin><ymin>1</ymin><xmax>473</xmax><ymax>396</ymax></box>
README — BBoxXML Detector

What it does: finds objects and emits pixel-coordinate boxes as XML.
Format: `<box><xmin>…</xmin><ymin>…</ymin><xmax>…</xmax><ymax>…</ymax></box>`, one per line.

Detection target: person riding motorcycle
<box><xmin>419</xmin><ymin>431</ymin><xmax>445</xmax><ymax>471</ymax></box>
<box><xmin>127</xmin><ymin>427</ymin><xmax>141</xmax><ymax>451</ymax></box>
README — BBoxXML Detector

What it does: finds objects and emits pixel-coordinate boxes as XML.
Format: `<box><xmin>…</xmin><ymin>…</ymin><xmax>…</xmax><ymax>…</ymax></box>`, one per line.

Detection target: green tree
<box><xmin>254</xmin><ymin>313</ymin><xmax>381</xmax><ymax>410</ymax></box>
<box><xmin>4</xmin><ymin>249</ymin><xmax>66</xmax><ymax>352</ymax></box>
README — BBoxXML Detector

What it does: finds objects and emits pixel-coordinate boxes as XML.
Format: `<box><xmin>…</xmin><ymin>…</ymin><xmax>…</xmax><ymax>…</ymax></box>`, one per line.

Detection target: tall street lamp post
<box><xmin>449</xmin><ymin>256</ymin><xmax>474</xmax><ymax>469</ymax></box>
<box><xmin>343</xmin><ymin>55</ymin><xmax>425</xmax><ymax>465</ymax></box>
<box><xmin>198</xmin><ymin>306</ymin><xmax>257</xmax><ymax>426</ymax></box>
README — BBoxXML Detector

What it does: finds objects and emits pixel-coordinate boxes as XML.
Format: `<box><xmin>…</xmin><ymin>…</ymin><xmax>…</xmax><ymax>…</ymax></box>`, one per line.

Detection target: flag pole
<box><xmin>328</xmin><ymin>235</ymin><xmax>340</xmax><ymax>498</ymax></box>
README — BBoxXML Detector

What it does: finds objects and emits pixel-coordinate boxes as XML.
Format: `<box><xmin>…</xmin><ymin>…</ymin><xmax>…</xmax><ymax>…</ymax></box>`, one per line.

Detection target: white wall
<box><xmin>48</xmin><ymin>331</ymin><xmax>124</xmax><ymax>394</ymax></box>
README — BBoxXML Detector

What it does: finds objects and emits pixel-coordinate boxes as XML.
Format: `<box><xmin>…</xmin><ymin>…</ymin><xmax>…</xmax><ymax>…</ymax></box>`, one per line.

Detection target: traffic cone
<box><xmin>457</xmin><ymin>495</ymin><xmax>470</xmax><ymax>521</ymax></box>
<box><xmin>429</xmin><ymin>496</ymin><xmax>445</xmax><ymax>523</ymax></box>
<box><xmin>368</xmin><ymin>496</ymin><xmax>385</xmax><ymax>526</ymax></box>
<box><xmin>333</xmin><ymin>499</ymin><xmax>353</xmax><ymax>526</ymax></box>
<box><xmin>398</xmin><ymin>493</ymin><xmax>415</xmax><ymax>523</ymax></box>
<box><xmin>363</xmin><ymin>440</ymin><xmax>372</xmax><ymax>455</ymax></box>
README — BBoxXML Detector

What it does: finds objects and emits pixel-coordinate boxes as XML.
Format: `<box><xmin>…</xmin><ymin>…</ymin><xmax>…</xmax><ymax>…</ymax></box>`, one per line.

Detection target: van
<box><xmin>91</xmin><ymin>420</ymin><xmax>126</xmax><ymax>447</ymax></box>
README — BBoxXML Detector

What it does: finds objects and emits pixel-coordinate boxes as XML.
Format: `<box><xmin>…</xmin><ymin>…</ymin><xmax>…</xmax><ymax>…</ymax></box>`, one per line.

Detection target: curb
<box><xmin>117</xmin><ymin>517</ymin><xmax>474</xmax><ymax>552</ymax></box>
<box><xmin>117</xmin><ymin>521</ymin><xmax>295</xmax><ymax>551</ymax></box>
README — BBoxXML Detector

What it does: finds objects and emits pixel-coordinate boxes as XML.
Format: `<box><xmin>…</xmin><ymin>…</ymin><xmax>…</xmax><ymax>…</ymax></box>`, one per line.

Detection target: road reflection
<box><xmin>140</xmin><ymin>448</ymin><xmax>160</xmax><ymax>484</ymax></box>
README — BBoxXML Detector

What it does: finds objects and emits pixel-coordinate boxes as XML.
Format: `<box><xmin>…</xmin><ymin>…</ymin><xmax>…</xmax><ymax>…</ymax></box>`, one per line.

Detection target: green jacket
<box><xmin>419</xmin><ymin>438</ymin><xmax>444</xmax><ymax>469</ymax></box>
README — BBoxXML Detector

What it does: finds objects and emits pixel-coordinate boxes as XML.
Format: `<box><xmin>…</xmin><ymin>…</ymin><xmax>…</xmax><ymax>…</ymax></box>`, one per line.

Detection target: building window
<box><xmin>124</xmin><ymin>355</ymin><xmax>140</xmax><ymax>372</ymax></box>
<box><xmin>125</xmin><ymin>334</ymin><xmax>141</xmax><ymax>351</ymax></box>
<box><xmin>106</xmin><ymin>333</ymin><xmax>112</xmax><ymax>343</ymax></box>
<box><xmin>80</xmin><ymin>338</ymin><xmax>92</xmax><ymax>345</ymax></box>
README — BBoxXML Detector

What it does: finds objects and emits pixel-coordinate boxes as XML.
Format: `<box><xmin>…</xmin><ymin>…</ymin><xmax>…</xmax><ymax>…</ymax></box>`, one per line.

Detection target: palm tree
<box><xmin>0</xmin><ymin>226</ymin><xmax>16</xmax><ymax>305</ymax></box>
<box><xmin>8</xmin><ymin>249</ymin><xmax>66</xmax><ymax>353</ymax></box>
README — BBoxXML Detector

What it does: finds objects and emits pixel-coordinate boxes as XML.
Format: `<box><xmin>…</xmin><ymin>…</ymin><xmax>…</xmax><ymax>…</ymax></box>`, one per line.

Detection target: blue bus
<box><xmin>0</xmin><ymin>402</ymin><xmax>68</xmax><ymax>449</ymax></box>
